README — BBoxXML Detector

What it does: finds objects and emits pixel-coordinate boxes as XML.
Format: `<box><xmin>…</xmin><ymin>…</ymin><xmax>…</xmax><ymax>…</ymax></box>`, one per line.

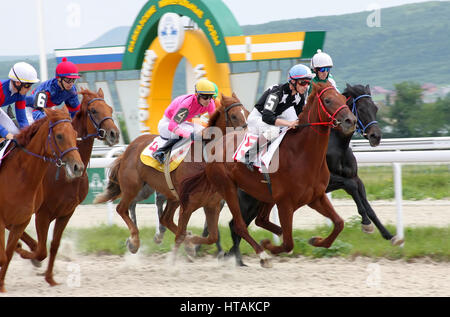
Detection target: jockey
<box><xmin>308</xmin><ymin>49</ymin><xmax>338</xmax><ymax>94</ymax></box>
<box><xmin>244</xmin><ymin>64</ymin><xmax>313</xmax><ymax>170</ymax></box>
<box><xmin>0</xmin><ymin>62</ymin><xmax>39</xmax><ymax>139</ymax></box>
<box><xmin>152</xmin><ymin>78</ymin><xmax>217</xmax><ymax>164</ymax></box>
<box><xmin>25</xmin><ymin>57</ymin><xmax>81</xmax><ymax>120</ymax></box>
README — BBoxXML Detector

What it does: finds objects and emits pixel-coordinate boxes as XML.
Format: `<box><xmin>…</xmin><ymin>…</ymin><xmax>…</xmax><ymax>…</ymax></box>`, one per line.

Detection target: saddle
<box><xmin>140</xmin><ymin>136</ymin><xmax>192</xmax><ymax>172</ymax></box>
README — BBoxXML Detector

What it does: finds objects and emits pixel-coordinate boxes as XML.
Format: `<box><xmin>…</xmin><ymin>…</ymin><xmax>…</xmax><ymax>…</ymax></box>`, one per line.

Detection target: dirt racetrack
<box><xmin>2</xmin><ymin>199</ymin><xmax>449</xmax><ymax>297</ymax></box>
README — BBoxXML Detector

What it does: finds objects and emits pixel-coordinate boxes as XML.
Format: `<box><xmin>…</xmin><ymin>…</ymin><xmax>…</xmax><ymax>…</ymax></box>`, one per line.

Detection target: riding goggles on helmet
<box><xmin>317</xmin><ymin>67</ymin><xmax>331</xmax><ymax>73</ymax></box>
<box><xmin>199</xmin><ymin>94</ymin><xmax>213</xmax><ymax>100</ymax></box>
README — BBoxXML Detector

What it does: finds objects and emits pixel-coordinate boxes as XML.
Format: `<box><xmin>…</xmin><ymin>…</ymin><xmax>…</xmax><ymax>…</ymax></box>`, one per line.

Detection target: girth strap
<box><xmin>163</xmin><ymin>149</ymin><xmax>180</xmax><ymax>200</ymax></box>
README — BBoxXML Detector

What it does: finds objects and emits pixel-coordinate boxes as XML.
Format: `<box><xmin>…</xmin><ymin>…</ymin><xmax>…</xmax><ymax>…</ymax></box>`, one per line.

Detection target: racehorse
<box><xmin>178</xmin><ymin>82</ymin><xmax>357</xmax><ymax>267</ymax></box>
<box><xmin>0</xmin><ymin>107</ymin><xmax>83</xmax><ymax>292</ymax></box>
<box><xmin>94</xmin><ymin>94</ymin><xmax>248</xmax><ymax>254</ymax></box>
<box><xmin>14</xmin><ymin>88</ymin><xmax>120</xmax><ymax>285</ymax></box>
<box><xmin>226</xmin><ymin>83</ymin><xmax>403</xmax><ymax>266</ymax></box>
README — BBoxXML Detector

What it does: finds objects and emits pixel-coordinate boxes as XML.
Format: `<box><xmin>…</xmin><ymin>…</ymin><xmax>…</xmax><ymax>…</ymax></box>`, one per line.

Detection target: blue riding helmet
<box><xmin>288</xmin><ymin>64</ymin><xmax>313</xmax><ymax>82</ymax></box>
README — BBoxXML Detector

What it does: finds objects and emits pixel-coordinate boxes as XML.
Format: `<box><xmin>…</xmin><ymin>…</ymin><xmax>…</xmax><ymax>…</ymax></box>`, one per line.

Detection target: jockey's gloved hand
<box><xmin>190</xmin><ymin>132</ymin><xmax>203</xmax><ymax>141</ymax></box>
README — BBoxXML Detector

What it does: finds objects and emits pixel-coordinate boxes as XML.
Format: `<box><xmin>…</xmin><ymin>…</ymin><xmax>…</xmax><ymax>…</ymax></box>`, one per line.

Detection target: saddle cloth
<box><xmin>233</xmin><ymin>129</ymin><xmax>288</xmax><ymax>173</ymax></box>
<box><xmin>140</xmin><ymin>136</ymin><xmax>192</xmax><ymax>172</ymax></box>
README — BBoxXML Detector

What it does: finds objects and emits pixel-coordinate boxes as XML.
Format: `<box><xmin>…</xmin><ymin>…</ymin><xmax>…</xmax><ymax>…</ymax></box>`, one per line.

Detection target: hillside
<box><xmin>1</xmin><ymin>1</ymin><xmax>449</xmax><ymax>91</ymax></box>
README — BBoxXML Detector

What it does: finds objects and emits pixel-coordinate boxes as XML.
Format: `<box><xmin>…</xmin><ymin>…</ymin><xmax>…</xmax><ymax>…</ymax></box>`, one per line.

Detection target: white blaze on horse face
<box><xmin>241</xmin><ymin>108</ymin><xmax>247</xmax><ymax>124</ymax></box>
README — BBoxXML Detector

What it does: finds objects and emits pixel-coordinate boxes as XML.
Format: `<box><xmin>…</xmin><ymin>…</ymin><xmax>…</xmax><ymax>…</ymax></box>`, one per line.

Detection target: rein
<box><xmin>78</xmin><ymin>97</ymin><xmax>114</xmax><ymax>140</ymax></box>
<box><xmin>349</xmin><ymin>94</ymin><xmax>378</xmax><ymax>136</ymax></box>
<box><xmin>224</xmin><ymin>102</ymin><xmax>248</xmax><ymax>129</ymax></box>
<box><xmin>12</xmin><ymin>118</ymin><xmax>78</xmax><ymax>172</ymax></box>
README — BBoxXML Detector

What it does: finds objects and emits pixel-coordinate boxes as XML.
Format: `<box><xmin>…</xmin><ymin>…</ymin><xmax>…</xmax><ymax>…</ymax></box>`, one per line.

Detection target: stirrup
<box><xmin>153</xmin><ymin>151</ymin><xmax>166</xmax><ymax>165</ymax></box>
<box><xmin>245</xmin><ymin>161</ymin><xmax>255</xmax><ymax>172</ymax></box>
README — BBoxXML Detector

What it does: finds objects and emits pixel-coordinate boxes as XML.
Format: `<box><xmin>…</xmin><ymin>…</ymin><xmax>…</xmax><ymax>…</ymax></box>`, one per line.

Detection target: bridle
<box><xmin>78</xmin><ymin>97</ymin><xmax>114</xmax><ymax>140</ymax></box>
<box><xmin>348</xmin><ymin>94</ymin><xmax>378</xmax><ymax>137</ymax></box>
<box><xmin>224</xmin><ymin>102</ymin><xmax>248</xmax><ymax>129</ymax></box>
<box><xmin>12</xmin><ymin>118</ymin><xmax>78</xmax><ymax>169</ymax></box>
<box><xmin>297</xmin><ymin>86</ymin><xmax>348</xmax><ymax>129</ymax></box>
<box><xmin>315</xmin><ymin>86</ymin><xmax>348</xmax><ymax>128</ymax></box>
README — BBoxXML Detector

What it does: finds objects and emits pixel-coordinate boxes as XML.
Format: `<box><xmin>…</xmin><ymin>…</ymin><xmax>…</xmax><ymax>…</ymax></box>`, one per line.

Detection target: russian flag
<box><xmin>55</xmin><ymin>46</ymin><xmax>125</xmax><ymax>72</ymax></box>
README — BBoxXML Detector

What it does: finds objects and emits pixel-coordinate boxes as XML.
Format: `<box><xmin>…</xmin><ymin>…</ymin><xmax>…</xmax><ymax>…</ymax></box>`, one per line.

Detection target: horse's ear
<box><xmin>97</xmin><ymin>87</ymin><xmax>104</xmax><ymax>98</ymax></box>
<box><xmin>346</xmin><ymin>83</ymin><xmax>352</xmax><ymax>91</ymax></box>
<box><xmin>61</xmin><ymin>105</ymin><xmax>70</xmax><ymax>115</ymax></box>
<box><xmin>365</xmin><ymin>84</ymin><xmax>370</xmax><ymax>94</ymax></box>
<box><xmin>232</xmin><ymin>92</ymin><xmax>237</xmax><ymax>99</ymax></box>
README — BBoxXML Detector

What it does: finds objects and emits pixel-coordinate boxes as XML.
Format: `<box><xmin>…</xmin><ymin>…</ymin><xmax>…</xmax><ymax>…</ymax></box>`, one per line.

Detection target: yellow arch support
<box><xmin>143</xmin><ymin>30</ymin><xmax>231</xmax><ymax>134</ymax></box>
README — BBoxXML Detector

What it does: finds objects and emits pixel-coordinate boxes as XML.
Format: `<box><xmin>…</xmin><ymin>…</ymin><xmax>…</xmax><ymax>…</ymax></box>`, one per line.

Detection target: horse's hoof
<box><xmin>153</xmin><ymin>234</ymin><xmax>163</xmax><ymax>245</ymax></box>
<box><xmin>184</xmin><ymin>242</ymin><xmax>197</xmax><ymax>259</ymax></box>
<box><xmin>31</xmin><ymin>258</ymin><xmax>42</xmax><ymax>268</ymax></box>
<box><xmin>260</xmin><ymin>239</ymin><xmax>271</xmax><ymax>249</ymax></box>
<box><xmin>259</xmin><ymin>251</ymin><xmax>272</xmax><ymax>268</ymax></box>
<box><xmin>237</xmin><ymin>261</ymin><xmax>248</xmax><ymax>267</ymax></box>
<box><xmin>391</xmin><ymin>235</ymin><xmax>404</xmax><ymax>246</ymax></box>
<box><xmin>260</xmin><ymin>258</ymin><xmax>272</xmax><ymax>268</ymax></box>
<box><xmin>362</xmin><ymin>223</ymin><xmax>375</xmax><ymax>234</ymax></box>
<box><xmin>126</xmin><ymin>238</ymin><xmax>139</xmax><ymax>254</ymax></box>
<box><xmin>308</xmin><ymin>237</ymin><xmax>320</xmax><ymax>246</ymax></box>
<box><xmin>216</xmin><ymin>250</ymin><xmax>225</xmax><ymax>260</ymax></box>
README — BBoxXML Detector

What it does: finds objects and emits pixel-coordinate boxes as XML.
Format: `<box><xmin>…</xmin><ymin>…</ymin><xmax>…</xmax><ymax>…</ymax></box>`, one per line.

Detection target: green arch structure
<box><xmin>122</xmin><ymin>0</ymin><xmax>242</xmax><ymax>70</ymax></box>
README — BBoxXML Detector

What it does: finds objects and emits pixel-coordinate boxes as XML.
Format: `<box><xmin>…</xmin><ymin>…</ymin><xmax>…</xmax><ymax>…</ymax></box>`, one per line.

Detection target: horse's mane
<box><xmin>73</xmin><ymin>88</ymin><xmax>98</xmax><ymax>121</ymax></box>
<box><xmin>207</xmin><ymin>101</ymin><xmax>224</xmax><ymax>128</ymax></box>
<box><xmin>342</xmin><ymin>84</ymin><xmax>371</xmax><ymax>98</ymax></box>
<box><xmin>305</xmin><ymin>81</ymin><xmax>333</xmax><ymax>109</ymax></box>
<box><xmin>15</xmin><ymin>108</ymin><xmax>70</xmax><ymax>147</ymax></box>
<box><xmin>14</xmin><ymin>117</ymin><xmax>48</xmax><ymax>147</ymax></box>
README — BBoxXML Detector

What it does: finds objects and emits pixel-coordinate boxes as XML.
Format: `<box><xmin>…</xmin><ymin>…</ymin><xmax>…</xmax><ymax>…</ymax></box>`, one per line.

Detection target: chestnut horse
<box><xmin>178</xmin><ymin>82</ymin><xmax>357</xmax><ymax>267</ymax></box>
<box><xmin>0</xmin><ymin>107</ymin><xmax>83</xmax><ymax>292</ymax></box>
<box><xmin>14</xmin><ymin>88</ymin><xmax>120</xmax><ymax>286</ymax></box>
<box><xmin>94</xmin><ymin>94</ymin><xmax>248</xmax><ymax>254</ymax></box>
<box><xmin>226</xmin><ymin>83</ymin><xmax>402</xmax><ymax>266</ymax></box>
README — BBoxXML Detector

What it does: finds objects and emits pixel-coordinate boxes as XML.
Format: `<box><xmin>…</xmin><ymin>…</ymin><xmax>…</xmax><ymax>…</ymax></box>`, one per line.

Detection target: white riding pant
<box><xmin>0</xmin><ymin>107</ymin><xmax>20</xmax><ymax>135</ymax></box>
<box><xmin>247</xmin><ymin>107</ymin><xmax>297</xmax><ymax>141</ymax></box>
<box><xmin>157</xmin><ymin>116</ymin><xmax>204</xmax><ymax>140</ymax></box>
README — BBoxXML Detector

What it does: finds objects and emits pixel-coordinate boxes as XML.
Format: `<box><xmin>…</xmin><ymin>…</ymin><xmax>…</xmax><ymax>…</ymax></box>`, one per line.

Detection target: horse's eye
<box><xmin>324</xmin><ymin>98</ymin><xmax>331</xmax><ymax>104</ymax></box>
<box><xmin>56</xmin><ymin>134</ymin><xmax>63</xmax><ymax>140</ymax></box>
<box><xmin>231</xmin><ymin>115</ymin><xmax>237</xmax><ymax>120</ymax></box>
<box><xmin>91</xmin><ymin>109</ymin><xmax>97</xmax><ymax>115</ymax></box>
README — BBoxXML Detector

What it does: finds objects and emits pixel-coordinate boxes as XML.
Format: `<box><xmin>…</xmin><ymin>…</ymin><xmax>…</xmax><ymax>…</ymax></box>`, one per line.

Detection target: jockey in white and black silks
<box><xmin>152</xmin><ymin>78</ymin><xmax>217</xmax><ymax>164</ymax></box>
<box><xmin>245</xmin><ymin>63</ymin><xmax>313</xmax><ymax>170</ymax></box>
<box><xmin>0</xmin><ymin>62</ymin><xmax>39</xmax><ymax>140</ymax></box>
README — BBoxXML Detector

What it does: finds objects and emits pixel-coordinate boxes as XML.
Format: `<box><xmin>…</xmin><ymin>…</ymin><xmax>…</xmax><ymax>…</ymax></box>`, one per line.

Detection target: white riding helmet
<box><xmin>310</xmin><ymin>49</ymin><xmax>333</xmax><ymax>69</ymax></box>
<box><xmin>8</xmin><ymin>62</ymin><xmax>40</xmax><ymax>83</ymax></box>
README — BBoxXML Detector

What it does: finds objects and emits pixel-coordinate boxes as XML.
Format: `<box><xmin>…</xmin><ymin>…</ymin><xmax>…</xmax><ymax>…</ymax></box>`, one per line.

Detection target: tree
<box><xmin>388</xmin><ymin>82</ymin><xmax>423</xmax><ymax>137</ymax></box>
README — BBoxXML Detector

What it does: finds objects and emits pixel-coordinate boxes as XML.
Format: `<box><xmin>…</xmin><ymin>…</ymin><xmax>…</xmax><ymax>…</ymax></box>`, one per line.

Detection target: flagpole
<box><xmin>37</xmin><ymin>0</ymin><xmax>48</xmax><ymax>81</ymax></box>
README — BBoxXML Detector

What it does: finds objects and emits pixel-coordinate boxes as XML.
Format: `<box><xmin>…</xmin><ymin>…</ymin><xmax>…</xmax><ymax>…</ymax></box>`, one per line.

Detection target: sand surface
<box><xmin>1</xmin><ymin>199</ymin><xmax>449</xmax><ymax>297</ymax></box>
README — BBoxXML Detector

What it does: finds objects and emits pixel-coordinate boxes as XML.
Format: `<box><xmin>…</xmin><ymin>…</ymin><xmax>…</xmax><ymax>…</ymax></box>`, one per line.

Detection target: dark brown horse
<box><xmin>14</xmin><ymin>88</ymin><xmax>120</xmax><ymax>286</ymax></box>
<box><xmin>0</xmin><ymin>107</ymin><xmax>83</xmax><ymax>292</ymax></box>
<box><xmin>178</xmin><ymin>82</ymin><xmax>357</xmax><ymax>267</ymax></box>
<box><xmin>94</xmin><ymin>94</ymin><xmax>248</xmax><ymax>254</ymax></box>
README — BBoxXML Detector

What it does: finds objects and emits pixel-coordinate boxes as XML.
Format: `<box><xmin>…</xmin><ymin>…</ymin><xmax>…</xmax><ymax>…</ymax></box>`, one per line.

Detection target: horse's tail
<box><xmin>179</xmin><ymin>164</ymin><xmax>214</xmax><ymax>209</ymax></box>
<box><xmin>93</xmin><ymin>155</ymin><xmax>123</xmax><ymax>204</ymax></box>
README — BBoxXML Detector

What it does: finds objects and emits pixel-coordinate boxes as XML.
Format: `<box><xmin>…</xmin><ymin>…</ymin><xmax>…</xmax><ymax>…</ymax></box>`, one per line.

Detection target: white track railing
<box><xmin>90</xmin><ymin>138</ymin><xmax>450</xmax><ymax>244</ymax></box>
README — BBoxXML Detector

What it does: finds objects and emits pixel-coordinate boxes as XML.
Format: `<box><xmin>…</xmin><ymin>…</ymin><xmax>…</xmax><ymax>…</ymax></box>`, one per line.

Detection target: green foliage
<box><xmin>68</xmin><ymin>222</ymin><xmax>450</xmax><ymax>261</ymax></box>
<box><xmin>330</xmin><ymin>164</ymin><xmax>450</xmax><ymax>200</ymax></box>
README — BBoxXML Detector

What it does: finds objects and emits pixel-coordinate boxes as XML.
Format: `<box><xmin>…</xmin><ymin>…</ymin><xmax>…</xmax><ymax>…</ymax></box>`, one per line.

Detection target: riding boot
<box><xmin>244</xmin><ymin>142</ymin><xmax>259</xmax><ymax>172</ymax></box>
<box><xmin>153</xmin><ymin>138</ymin><xmax>181</xmax><ymax>164</ymax></box>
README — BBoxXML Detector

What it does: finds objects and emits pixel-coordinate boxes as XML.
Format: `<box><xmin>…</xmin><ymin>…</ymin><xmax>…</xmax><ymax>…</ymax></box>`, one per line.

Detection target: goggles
<box><xmin>22</xmin><ymin>83</ymin><xmax>33</xmax><ymax>88</ymax></box>
<box><xmin>317</xmin><ymin>67</ymin><xmax>331</xmax><ymax>73</ymax></box>
<box><xmin>62</xmin><ymin>77</ymin><xmax>77</xmax><ymax>84</ymax></box>
<box><xmin>199</xmin><ymin>94</ymin><xmax>213</xmax><ymax>100</ymax></box>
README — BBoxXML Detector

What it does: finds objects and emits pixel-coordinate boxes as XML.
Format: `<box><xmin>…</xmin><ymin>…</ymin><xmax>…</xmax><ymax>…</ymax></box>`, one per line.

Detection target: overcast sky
<box><xmin>0</xmin><ymin>0</ymin><xmax>445</xmax><ymax>56</ymax></box>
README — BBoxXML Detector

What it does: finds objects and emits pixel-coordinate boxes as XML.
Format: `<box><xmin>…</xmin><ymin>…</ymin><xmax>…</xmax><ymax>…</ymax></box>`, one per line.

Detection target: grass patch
<box><xmin>65</xmin><ymin>219</ymin><xmax>450</xmax><ymax>261</ymax></box>
<box><xmin>330</xmin><ymin>164</ymin><xmax>450</xmax><ymax>200</ymax></box>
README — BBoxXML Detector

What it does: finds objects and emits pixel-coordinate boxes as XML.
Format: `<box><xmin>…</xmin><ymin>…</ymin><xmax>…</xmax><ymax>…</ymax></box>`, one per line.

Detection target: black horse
<box><xmin>226</xmin><ymin>83</ymin><xmax>404</xmax><ymax>266</ymax></box>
